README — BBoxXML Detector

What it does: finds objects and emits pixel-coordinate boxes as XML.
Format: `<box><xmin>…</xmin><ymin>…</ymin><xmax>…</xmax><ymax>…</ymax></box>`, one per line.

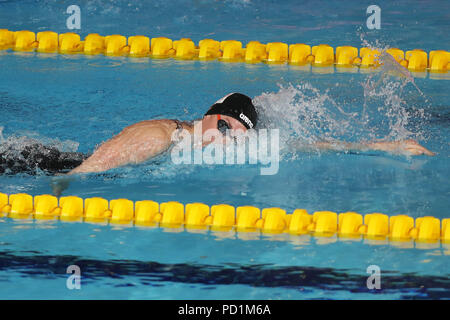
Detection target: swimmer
<box><xmin>0</xmin><ymin>93</ymin><xmax>435</xmax><ymax>194</ymax></box>
<box><xmin>67</xmin><ymin>92</ymin><xmax>434</xmax><ymax>176</ymax></box>
<box><xmin>66</xmin><ymin>93</ymin><xmax>258</xmax><ymax>175</ymax></box>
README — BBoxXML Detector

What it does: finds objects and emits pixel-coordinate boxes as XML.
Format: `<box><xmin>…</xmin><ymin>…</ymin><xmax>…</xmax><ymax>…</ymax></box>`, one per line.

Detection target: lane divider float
<box><xmin>0</xmin><ymin>29</ymin><xmax>448</xmax><ymax>73</ymax></box>
<box><xmin>0</xmin><ymin>192</ymin><xmax>449</xmax><ymax>247</ymax></box>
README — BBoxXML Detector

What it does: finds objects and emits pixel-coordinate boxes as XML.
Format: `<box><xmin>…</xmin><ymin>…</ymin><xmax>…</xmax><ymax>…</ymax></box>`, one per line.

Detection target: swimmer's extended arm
<box><xmin>311</xmin><ymin>139</ymin><xmax>435</xmax><ymax>156</ymax></box>
<box><xmin>67</xmin><ymin>121</ymin><xmax>174</xmax><ymax>174</ymax></box>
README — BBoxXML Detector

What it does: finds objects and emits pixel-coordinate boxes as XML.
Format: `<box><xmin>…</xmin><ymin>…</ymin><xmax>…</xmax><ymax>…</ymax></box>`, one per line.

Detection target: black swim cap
<box><xmin>204</xmin><ymin>93</ymin><xmax>257</xmax><ymax>129</ymax></box>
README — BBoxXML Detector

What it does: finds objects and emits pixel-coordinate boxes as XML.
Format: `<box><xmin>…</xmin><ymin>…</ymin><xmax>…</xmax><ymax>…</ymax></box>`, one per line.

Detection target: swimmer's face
<box><xmin>201</xmin><ymin>114</ymin><xmax>247</xmax><ymax>145</ymax></box>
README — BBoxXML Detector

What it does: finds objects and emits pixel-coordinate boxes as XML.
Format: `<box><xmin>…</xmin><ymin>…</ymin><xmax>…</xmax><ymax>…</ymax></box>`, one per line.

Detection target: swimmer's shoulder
<box><xmin>122</xmin><ymin>119</ymin><xmax>176</xmax><ymax>131</ymax></box>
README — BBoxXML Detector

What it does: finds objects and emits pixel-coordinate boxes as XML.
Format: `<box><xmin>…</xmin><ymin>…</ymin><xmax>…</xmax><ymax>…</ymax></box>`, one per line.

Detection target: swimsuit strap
<box><xmin>172</xmin><ymin>119</ymin><xmax>197</xmax><ymax>130</ymax></box>
<box><xmin>170</xmin><ymin>119</ymin><xmax>186</xmax><ymax>144</ymax></box>
<box><xmin>172</xmin><ymin>119</ymin><xmax>183</xmax><ymax>130</ymax></box>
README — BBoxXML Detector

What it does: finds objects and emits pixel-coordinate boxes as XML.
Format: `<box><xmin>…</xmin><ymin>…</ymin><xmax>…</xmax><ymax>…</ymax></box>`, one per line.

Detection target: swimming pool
<box><xmin>0</xmin><ymin>0</ymin><xmax>449</xmax><ymax>299</ymax></box>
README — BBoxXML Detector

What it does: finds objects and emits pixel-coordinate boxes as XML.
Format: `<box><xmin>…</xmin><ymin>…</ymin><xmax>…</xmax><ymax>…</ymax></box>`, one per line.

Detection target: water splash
<box><xmin>359</xmin><ymin>27</ymin><xmax>427</xmax><ymax>96</ymax></box>
<box><xmin>253</xmin><ymin>76</ymin><xmax>428</xmax><ymax>157</ymax></box>
<box><xmin>254</xmin><ymin>84</ymin><xmax>355</xmax><ymax>149</ymax></box>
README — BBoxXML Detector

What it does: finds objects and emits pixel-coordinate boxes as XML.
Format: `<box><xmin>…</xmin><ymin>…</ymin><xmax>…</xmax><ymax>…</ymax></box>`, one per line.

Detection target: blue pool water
<box><xmin>0</xmin><ymin>0</ymin><xmax>449</xmax><ymax>299</ymax></box>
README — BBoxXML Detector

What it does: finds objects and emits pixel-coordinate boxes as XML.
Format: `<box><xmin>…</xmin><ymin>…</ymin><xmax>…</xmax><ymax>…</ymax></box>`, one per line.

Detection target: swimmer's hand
<box><xmin>51</xmin><ymin>174</ymin><xmax>73</xmax><ymax>197</ymax></box>
<box><xmin>369</xmin><ymin>139</ymin><xmax>436</xmax><ymax>156</ymax></box>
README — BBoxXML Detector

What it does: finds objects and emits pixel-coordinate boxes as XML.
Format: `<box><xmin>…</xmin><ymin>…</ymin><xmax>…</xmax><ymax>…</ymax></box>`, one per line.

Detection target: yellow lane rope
<box><xmin>1</xmin><ymin>192</ymin><xmax>449</xmax><ymax>247</ymax></box>
<box><xmin>0</xmin><ymin>29</ymin><xmax>449</xmax><ymax>73</ymax></box>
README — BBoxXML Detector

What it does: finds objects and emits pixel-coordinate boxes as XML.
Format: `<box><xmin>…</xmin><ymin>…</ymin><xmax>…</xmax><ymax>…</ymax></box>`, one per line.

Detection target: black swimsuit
<box><xmin>0</xmin><ymin>143</ymin><xmax>89</xmax><ymax>175</ymax></box>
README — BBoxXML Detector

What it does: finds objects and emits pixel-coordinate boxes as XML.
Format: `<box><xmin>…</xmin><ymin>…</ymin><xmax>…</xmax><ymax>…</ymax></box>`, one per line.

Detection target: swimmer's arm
<box><xmin>306</xmin><ymin>139</ymin><xmax>435</xmax><ymax>156</ymax></box>
<box><xmin>67</xmin><ymin>123</ymin><xmax>173</xmax><ymax>174</ymax></box>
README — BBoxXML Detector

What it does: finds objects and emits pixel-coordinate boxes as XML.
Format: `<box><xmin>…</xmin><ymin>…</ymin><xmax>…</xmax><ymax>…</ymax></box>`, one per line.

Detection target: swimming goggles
<box><xmin>217</xmin><ymin>115</ymin><xmax>231</xmax><ymax>135</ymax></box>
